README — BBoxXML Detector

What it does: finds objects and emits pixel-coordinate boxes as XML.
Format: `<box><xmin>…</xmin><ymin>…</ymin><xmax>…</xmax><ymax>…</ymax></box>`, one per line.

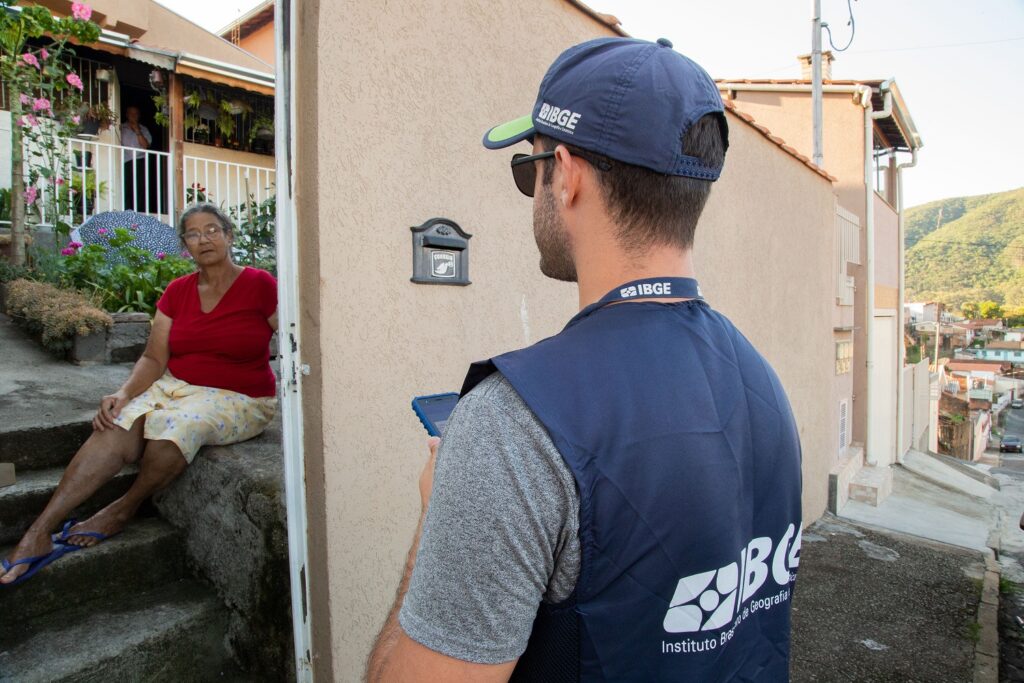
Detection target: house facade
<box><xmin>718</xmin><ymin>62</ymin><xmax>924</xmax><ymax>507</ymax></box>
<box><xmin>2</xmin><ymin>0</ymin><xmax>275</xmax><ymax>238</ymax></box>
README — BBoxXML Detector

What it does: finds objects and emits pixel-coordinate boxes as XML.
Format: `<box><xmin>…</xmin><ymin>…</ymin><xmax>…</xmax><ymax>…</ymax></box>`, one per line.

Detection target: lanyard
<box><xmin>567</xmin><ymin>277</ymin><xmax>703</xmax><ymax>328</ymax></box>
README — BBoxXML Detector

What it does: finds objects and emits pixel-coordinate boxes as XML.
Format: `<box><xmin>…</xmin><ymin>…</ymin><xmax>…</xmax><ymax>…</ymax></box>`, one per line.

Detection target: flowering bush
<box><xmin>5</xmin><ymin>278</ymin><xmax>111</xmax><ymax>352</ymax></box>
<box><xmin>58</xmin><ymin>228</ymin><xmax>194</xmax><ymax>314</ymax></box>
<box><xmin>0</xmin><ymin>0</ymin><xmax>101</xmax><ymax>265</ymax></box>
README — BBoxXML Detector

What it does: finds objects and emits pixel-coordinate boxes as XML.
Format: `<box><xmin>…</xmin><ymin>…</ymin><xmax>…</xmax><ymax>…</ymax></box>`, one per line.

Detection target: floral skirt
<box><xmin>112</xmin><ymin>371</ymin><xmax>277</xmax><ymax>463</ymax></box>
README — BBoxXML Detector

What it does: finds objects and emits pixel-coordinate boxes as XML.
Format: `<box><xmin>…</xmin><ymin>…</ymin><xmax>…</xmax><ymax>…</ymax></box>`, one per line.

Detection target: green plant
<box><xmin>248</xmin><ymin>114</ymin><xmax>274</xmax><ymax>144</ymax></box>
<box><xmin>5</xmin><ymin>277</ymin><xmax>111</xmax><ymax>352</ymax></box>
<box><xmin>152</xmin><ymin>93</ymin><xmax>169</xmax><ymax>127</ymax></box>
<box><xmin>230</xmin><ymin>190</ymin><xmax>275</xmax><ymax>274</ymax></box>
<box><xmin>0</xmin><ymin>0</ymin><xmax>102</xmax><ymax>265</ymax></box>
<box><xmin>79</xmin><ymin>101</ymin><xmax>114</xmax><ymax>130</ymax></box>
<box><xmin>965</xmin><ymin>621</ymin><xmax>981</xmax><ymax>644</ymax></box>
<box><xmin>0</xmin><ymin>259</ymin><xmax>30</xmax><ymax>283</ymax></box>
<box><xmin>58</xmin><ymin>227</ymin><xmax>194</xmax><ymax>314</ymax></box>
<box><xmin>216</xmin><ymin>99</ymin><xmax>237</xmax><ymax>140</ymax></box>
<box><xmin>0</xmin><ymin>187</ymin><xmax>10</xmax><ymax>222</ymax></box>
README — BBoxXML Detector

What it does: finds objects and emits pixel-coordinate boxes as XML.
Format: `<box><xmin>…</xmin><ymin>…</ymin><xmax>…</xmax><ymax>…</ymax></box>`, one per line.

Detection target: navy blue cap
<box><xmin>483</xmin><ymin>37</ymin><xmax>729</xmax><ymax>180</ymax></box>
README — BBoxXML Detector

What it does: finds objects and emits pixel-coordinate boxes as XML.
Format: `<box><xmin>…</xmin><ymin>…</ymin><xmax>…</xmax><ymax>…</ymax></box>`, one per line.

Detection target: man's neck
<box><xmin>575</xmin><ymin>246</ymin><xmax>696</xmax><ymax>310</ymax></box>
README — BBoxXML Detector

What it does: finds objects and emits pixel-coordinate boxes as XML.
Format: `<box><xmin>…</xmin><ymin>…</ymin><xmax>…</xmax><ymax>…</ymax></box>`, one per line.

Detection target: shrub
<box><xmin>58</xmin><ymin>227</ymin><xmax>194</xmax><ymax>314</ymax></box>
<box><xmin>6</xmin><ymin>278</ymin><xmax>112</xmax><ymax>352</ymax></box>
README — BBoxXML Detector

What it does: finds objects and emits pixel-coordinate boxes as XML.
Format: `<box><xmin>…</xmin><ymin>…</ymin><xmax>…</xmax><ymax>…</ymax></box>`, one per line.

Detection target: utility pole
<box><xmin>811</xmin><ymin>0</ymin><xmax>824</xmax><ymax>167</ymax></box>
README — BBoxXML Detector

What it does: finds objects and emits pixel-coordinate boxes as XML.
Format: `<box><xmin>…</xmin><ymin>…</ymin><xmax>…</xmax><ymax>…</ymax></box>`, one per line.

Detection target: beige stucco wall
<box><xmin>730</xmin><ymin>90</ymin><xmax>886</xmax><ymax>450</ymax></box>
<box><xmin>697</xmin><ymin>115</ymin><xmax>836</xmax><ymax>525</ymax></box>
<box><xmin>298</xmin><ymin>4</ymin><xmax>837</xmax><ymax>676</ymax></box>
<box><xmin>874</xmin><ymin>192</ymin><xmax>899</xmax><ymax>288</ymax></box>
<box><xmin>239</xmin><ymin>22</ymin><xmax>275</xmax><ymax>66</ymax></box>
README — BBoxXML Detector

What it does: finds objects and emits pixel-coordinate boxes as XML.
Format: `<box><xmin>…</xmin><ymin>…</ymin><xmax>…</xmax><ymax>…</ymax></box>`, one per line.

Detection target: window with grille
<box><xmin>836</xmin><ymin>340</ymin><xmax>853</xmax><ymax>375</ymax></box>
<box><xmin>838</xmin><ymin>399</ymin><xmax>849</xmax><ymax>453</ymax></box>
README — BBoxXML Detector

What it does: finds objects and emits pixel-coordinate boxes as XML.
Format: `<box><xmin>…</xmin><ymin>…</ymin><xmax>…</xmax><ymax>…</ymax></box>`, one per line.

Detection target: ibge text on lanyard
<box><xmin>569</xmin><ymin>277</ymin><xmax>704</xmax><ymax>328</ymax></box>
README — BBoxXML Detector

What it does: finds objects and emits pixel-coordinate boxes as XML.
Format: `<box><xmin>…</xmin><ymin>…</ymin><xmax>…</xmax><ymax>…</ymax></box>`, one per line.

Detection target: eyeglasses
<box><xmin>510</xmin><ymin>149</ymin><xmax>613</xmax><ymax>197</ymax></box>
<box><xmin>510</xmin><ymin>151</ymin><xmax>555</xmax><ymax>197</ymax></box>
<box><xmin>182</xmin><ymin>225</ymin><xmax>224</xmax><ymax>244</ymax></box>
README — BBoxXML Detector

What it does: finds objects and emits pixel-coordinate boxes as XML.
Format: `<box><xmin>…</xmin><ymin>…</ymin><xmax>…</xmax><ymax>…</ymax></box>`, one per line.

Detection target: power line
<box><xmin>850</xmin><ymin>36</ymin><xmax>1024</xmax><ymax>55</ymax></box>
<box><xmin>823</xmin><ymin>0</ymin><xmax>857</xmax><ymax>52</ymax></box>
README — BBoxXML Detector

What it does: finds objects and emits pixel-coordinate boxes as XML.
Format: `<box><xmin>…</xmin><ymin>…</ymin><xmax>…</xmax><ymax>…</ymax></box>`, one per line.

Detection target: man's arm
<box><xmin>366</xmin><ymin>438</ymin><xmax>518</xmax><ymax>682</ymax></box>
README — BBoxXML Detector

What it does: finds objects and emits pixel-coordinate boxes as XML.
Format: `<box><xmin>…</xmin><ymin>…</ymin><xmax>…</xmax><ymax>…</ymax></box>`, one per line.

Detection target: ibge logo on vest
<box><xmin>661</xmin><ymin>523</ymin><xmax>801</xmax><ymax>655</ymax></box>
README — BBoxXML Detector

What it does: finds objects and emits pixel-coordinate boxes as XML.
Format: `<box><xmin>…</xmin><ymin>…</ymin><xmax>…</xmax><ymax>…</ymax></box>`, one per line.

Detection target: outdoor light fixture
<box><xmin>95</xmin><ymin>68</ymin><xmax>111</xmax><ymax>82</ymax></box>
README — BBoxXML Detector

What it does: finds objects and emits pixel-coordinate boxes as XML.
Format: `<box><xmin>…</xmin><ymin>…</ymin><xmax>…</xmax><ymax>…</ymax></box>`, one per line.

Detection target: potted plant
<box><xmin>249</xmin><ymin>114</ymin><xmax>274</xmax><ymax>144</ymax></box>
<box><xmin>215</xmin><ymin>99</ymin><xmax>237</xmax><ymax>147</ymax></box>
<box><xmin>77</xmin><ymin>102</ymin><xmax>115</xmax><ymax>136</ymax></box>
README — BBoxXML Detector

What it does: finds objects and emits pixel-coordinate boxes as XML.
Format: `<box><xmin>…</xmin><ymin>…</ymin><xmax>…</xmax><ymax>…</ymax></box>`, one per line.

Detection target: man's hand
<box><xmin>420</xmin><ymin>436</ymin><xmax>440</xmax><ymax>513</ymax></box>
<box><xmin>94</xmin><ymin>391</ymin><xmax>128</xmax><ymax>431</ymax></box>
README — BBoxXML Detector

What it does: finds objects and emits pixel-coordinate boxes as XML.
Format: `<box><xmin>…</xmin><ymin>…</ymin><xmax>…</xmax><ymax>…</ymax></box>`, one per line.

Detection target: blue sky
<box><xmin>161</xmin><ymin>0</ymin><xmax>1024</xmax><ymax>208</ymax></box>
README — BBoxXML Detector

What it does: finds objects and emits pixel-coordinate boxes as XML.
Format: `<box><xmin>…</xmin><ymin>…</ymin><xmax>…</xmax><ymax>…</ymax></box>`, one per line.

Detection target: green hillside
<box><xmin>904</xmin><ymin>187</ymin><xmax>1024</xmax><ymax>310</ymax></box>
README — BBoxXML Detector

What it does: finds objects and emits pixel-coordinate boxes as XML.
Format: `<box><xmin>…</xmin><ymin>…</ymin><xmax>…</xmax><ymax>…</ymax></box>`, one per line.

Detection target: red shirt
<box><xmin>157</xmin><ymin>267</ymin><xmax>277</xmax><ymax>397</ymax></box>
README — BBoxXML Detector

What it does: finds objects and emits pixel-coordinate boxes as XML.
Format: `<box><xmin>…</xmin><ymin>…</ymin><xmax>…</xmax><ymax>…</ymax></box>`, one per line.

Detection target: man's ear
<box><xmin>553</xmin><ymin>145</ymin><xmax>583</xmax><ymax>208</ymax></box>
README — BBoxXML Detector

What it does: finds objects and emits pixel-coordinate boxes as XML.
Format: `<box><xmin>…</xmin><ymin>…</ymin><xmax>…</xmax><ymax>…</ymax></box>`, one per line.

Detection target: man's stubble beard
<box><xmin>533</xmin><ymin>183</ymin><xmax>577</xmax><ymax>283</ymax></box>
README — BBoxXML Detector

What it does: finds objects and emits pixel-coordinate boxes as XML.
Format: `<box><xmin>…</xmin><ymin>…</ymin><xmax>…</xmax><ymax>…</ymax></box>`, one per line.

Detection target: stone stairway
<box><xmin>0</xmin><ymin>416</ymin><xmax>244</xmax><ymax>682</ymax></box>
<box><xmin>0</xmin><ymin>314</ymin><xmax>259</xmax><ymax>681</ymax></box>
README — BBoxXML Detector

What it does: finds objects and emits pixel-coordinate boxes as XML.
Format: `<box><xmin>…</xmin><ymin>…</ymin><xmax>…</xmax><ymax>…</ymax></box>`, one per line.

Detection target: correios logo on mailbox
<box><xmin>431</xmin><ymin>251</ymin><xmax>456</xmax><ymax>278</ymax></box>
<box><xmin>411</xmin><ymin>218</ymin><xmax>472</xmax><ymax>286</ymax></box>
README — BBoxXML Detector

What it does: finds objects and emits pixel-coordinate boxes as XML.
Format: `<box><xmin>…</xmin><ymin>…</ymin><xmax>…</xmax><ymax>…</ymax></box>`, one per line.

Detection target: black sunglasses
<box><xmin>510</xmin><ymin>149</ymin><xmax>614</xmax><ymax>197</ymax></box>
<box><xmin>510</xmin><ymin>151</ymin><xmax>555</xmax><ymax>197</ymax></box>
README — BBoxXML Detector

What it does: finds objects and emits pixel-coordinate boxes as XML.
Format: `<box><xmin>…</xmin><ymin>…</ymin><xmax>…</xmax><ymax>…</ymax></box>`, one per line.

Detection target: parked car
<box><xmin>1001</xmin><ymin>435</ymin><xmax>1022</xmax><ymax>453</ymax></box>
<box><xmin>1013</xmin><ymin>399</ymin><xmax>1023</xmax><ymax>409</ymax></box>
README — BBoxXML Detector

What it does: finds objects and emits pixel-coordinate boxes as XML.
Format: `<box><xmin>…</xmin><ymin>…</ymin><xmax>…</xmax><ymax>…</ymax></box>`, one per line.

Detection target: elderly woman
<box><xmin>2</xmin><ymin>204</ymin><xmax>278</xmax><ymax>585</ymax></box>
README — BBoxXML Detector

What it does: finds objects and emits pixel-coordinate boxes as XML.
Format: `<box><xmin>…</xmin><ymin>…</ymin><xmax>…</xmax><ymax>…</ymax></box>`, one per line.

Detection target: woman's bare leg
<box><xmin>1</xmin><ymin>418</ymin><xmax>145</xmax><ymax>584</ymax></box>
<box><xmin>65</xmin><ymin>439</ymin><xmax>187</xmax><ymax>548</ymax></box>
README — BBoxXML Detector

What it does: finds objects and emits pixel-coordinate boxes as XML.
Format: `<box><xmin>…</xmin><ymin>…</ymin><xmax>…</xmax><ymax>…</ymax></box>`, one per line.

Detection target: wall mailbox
<box><xmin>410</xmin><ymin>218</ymin><xmax>472</xmax><ymax>286</ymax></box>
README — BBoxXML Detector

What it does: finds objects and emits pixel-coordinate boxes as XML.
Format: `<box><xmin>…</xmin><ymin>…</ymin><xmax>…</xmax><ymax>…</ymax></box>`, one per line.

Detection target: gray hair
<box><xmin>178</xmin><ymin>203</ymin><xmax>235</xmax><ymax>241</ymax></box>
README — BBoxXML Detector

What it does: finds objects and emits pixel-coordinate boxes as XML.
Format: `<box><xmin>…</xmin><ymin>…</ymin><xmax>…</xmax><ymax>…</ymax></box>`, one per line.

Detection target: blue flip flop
<box><xmin>52</xmin><ymin>519</ymin><xmax>115</xmax><ymax>546</ymax></box>
<box><xmin>1</xmin><ymin>543</ymin><xmax>78</xmax><ymax>587</ymax></box>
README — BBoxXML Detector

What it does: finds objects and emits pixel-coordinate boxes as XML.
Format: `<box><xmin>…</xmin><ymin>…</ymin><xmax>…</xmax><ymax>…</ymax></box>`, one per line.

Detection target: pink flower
<box><xmin>18</xmin><ymin>93</ymin><xmax>30</xmax><ymax>106</ymax></box>
<box><xmin>23</xmin><ymin>187</ymin><xmax>38</xmax><ymax>205</ymax></box>
<box><xmin>71</xmin><ymin>115</ymin><xmax>81</xmax><ymax>125</ymax></box>
<box><xmin>66</xmin><ymin>73</ymin><xmax>84</xmax><ymax>91</ymax></box>
<box><xmin>181</xmin><ymin>250</ymin><xmax>191</xmax><ymax>259</ymax></box>
<box><xmin>21</xmin><ymin>53</ymin><xmax>39</xmax><ymax>69</ymax></box>
<box><xmin>40</xmin><ymin>48</ymin><xmax>49</xmax><ymax>60</ymax></box>
<box><xmin>25</xmin><ymin>115</ymin><xmax>39</xmax><ymax>127</ymax></box>
<box><xmin>61</xmin><ymin>247</ymin><xmax>76</xmax><ymax>256</ymax></box>
<box><xmin>156</xmin><ymin>252</ymin><xmax>166</xmax><ymax>260</ymax></box>
<box><xmin>71</xmin><ymin>2</ymin><xmax>92</xmax><ymax>21</ymax></box>
<box><xmin>54</xmin><ymin>177</ymin><xmax>65</xmax><ymax>186</ymax></box>
<box><xmin>97</xmin><ymin>228</ymin><xmax>108</xmax><ymax>235</ymax></box>
<box><xmin>69</xmin><ymin>241</ymin><xmax>83</xmax><ymax>249</ymax></box>
<box><xmin>32</xmin><ymin>98</ymin><xmax>50</xmax><ymax>113</ymax></box>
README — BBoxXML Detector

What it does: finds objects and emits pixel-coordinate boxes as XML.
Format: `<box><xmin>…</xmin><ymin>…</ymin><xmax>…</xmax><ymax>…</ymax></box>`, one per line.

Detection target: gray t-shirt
<box><xmin>399</xmin><ymin>373</ymin><xmax>581</xmax><ymax>664</ymax></box>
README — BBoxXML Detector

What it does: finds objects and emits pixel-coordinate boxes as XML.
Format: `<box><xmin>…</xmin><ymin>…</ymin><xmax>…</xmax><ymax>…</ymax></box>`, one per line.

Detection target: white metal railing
<box><xmin>183</xmin><ymin>156</ymin><xmax>275</xmax><ymax>215</ymax></box>
<box><xmin>35</xmin><ymin>139</ymin><xmax>173</xmax><ymax>228</ymax></box>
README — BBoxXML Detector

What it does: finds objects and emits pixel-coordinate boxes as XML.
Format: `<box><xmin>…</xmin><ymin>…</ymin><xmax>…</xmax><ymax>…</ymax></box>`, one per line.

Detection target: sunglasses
<box><xmin>510</xmin><ymin>151</ymin><xmax>555</xmax><ymax>197</ymax></box>
<box><xmin>510</xmin><ymin>149</ymin><xmax>614</xmax><ymax>197</ymax></box>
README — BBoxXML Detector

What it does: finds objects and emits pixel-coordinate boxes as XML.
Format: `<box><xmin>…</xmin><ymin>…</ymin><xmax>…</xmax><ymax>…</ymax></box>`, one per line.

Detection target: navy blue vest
<box><xmin>462</xmin><ymin>278</ymin><xmax>803</xmax><ymax>682</ymax></box>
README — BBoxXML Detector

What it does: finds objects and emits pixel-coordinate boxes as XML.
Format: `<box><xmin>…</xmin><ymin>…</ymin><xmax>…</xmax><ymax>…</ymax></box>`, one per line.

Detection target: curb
<box><xmin>974</xmin><ymin>545</ymin><xmax>1000</xmax><ymax>683</ymax></box>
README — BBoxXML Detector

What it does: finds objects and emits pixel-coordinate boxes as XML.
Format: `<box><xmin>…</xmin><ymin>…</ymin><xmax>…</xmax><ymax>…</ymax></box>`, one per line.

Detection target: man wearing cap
<box><xmin>368</xmin><ymin>37</ymin><xmax>803</xmax><ymax>682</ymax></box>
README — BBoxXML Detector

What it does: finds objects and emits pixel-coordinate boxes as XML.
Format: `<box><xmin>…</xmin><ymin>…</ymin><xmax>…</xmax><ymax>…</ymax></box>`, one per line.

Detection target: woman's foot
<box><xmin>64</xmin><ymin>506</ymin><xmax>128</xmax><ymax>547</ymax></box>
<box><xmin>1</xmin><ymin>529</ymin><xmax>54</xmax><ymax>584</ymax></box>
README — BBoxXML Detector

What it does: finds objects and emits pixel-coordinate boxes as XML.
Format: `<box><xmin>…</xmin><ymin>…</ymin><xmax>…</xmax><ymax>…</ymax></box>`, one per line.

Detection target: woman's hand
<box><xmin>94</xmin><ymin>391</ymin><xmax>129</xmax><ymax>432</ymax></box>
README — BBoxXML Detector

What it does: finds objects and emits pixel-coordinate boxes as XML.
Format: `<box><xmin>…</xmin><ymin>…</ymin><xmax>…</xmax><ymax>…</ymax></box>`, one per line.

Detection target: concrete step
<box><xmin>0</xmin><ymin>466</ymin><xmax>140</xmax><ymax>546</ymax></box>
<box><xmin>0</xmin><ymin>519</ymin><xmax>186</xmax><ymax>643</ymax></box>
<box><xmin>0</xmin><ymin>580</ymin><xmax>242</xmax><ymax>683</ymax></box>
<box><xmin>848</xmin><ymin>464</ymin><xmax>894</xmax><ymax>507</ymax></box>
<box><xmin>0</xmin><ymin>418</ymin><xmax>93</xmax><ymax>474</ymax></box>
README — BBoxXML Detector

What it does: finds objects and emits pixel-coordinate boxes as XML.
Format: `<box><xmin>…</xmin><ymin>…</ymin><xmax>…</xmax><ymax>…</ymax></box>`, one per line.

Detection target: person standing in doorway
<box><xmin>121</xmin><ymin>105</ymin><xmax>152</xmax><ymax>212</ymax></box>
<box><xmin>368</xmin><ymin>37</ymin><xmax>804</xmax><ymax>682</ymax></box>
